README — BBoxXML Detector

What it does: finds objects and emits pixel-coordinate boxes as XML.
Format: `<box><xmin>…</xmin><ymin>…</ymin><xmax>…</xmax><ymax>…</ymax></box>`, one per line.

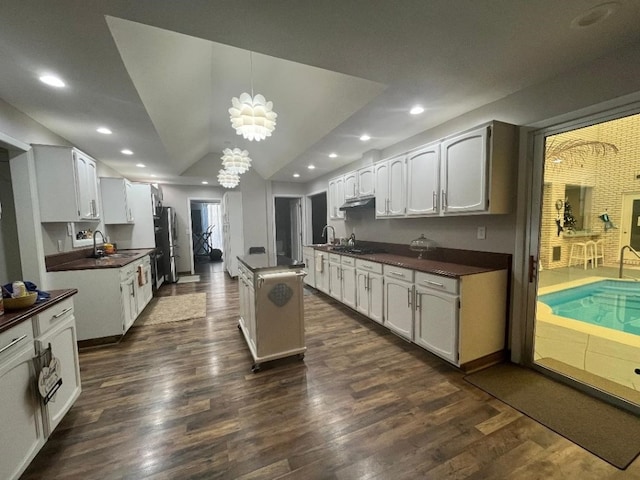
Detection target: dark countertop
<box><xmin>311</xmin><ymin>245</ymin><xmax>501</xmax><ymax>278</ymax></box>
<box><xmin>47</xmin><ymin>248</ymin><xmax>155</xmax><ymax>272</ymax></box>
<box><xmin>1</xmin><ymin>289</ymin><xmax>77</xmax><ymax>333</ymax></box>
<box><xmin>238</xmin><ymin>253</ymin><xmax>305</xmax><ymax>274</ymax></box>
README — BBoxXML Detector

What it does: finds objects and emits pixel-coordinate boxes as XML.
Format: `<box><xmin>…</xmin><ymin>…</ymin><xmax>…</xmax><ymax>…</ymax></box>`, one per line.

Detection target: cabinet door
<box><xmin>387</xmin><ymin>156</ymin><xmax>406</xmax><ymax>216</ymax></box>
<box><xmin>314</xmin><ymin>253</ymin><xmax>328</xmax><ymax>293</ymax></box>
<box><xmin>341</xmin><ymin>265</ymin><xmax>356</xmax><ymax>309</ymax></box>
<box><xmin>329</xmin><ymin>261</ymin><xmax>342</xmax><ymax>300</ymax></box>
<box><xmin>355</xmin><ymin>270</ymin><xmax>369</xmax><ymax>316</ymax></box>
<box><xmin>407</xmin><ymin>145</ymin><xmax>440</xmax><ymax>216</ymax></box>
<box><xmin>358</xmin><ymin>166</ymin><xmax>375</xmax><ymax>197</ymax></box>
<box><xmin>385</xmin><ymin>278</ymin><xmax>413</xmax><ymax>339</ymax></box>
<box><xmin>74</xmin><ymin>151</ymin><xmax>100</xmax><ymax>220</ymax></box>
<box><xmin>0</xmin><ymin>343</ymin><xmax>44</xmax><ymax>480</ymax></box>
<box><xmin>335</xmin><ymin>176</ymin><xmax>345</xmax><ymax>219</ymax></box>
<box><xmin>414</xmin><ymin>286</ymin><xmax>459</xmax><ymax>364</ymax></box>
<box><xmin>125</xmin><ymin>180</ymin><xmax>134</xmax><ymax>222</ymax></box>
<box><xmin>328</xmin><ymin>179</ymin><xmax>338</xmax><ymax>220</ymax></box>
<box><xmin>37</xmin><ymin>315</ymin><xmax>82</xmax><ymax>435</ymax></box>
<box><xmin>302</xmin><ymin>248</ymin><xmax>315</xmax><ymax>288</ymax></box>
<box><xmin>120</xmin><ymin>278</ymin><xmax>137</xmax><ymax>333</ymax></box>
<box><xmin>441</xmin><ymin>126</ymin><xmax>488</xmax><ymax>213</ymax></box>
<box><xmin>344</xmin><ymin>171</ymin><xmax>358</xmax><ymax>200</ymax></box>
<box><xmin>248</xmin><ymin>283</ymin><xmax>256</xmax><ymax>352</ymax></box>
<box><xmin>374</xmin><ymin>162</ymin><xmax>389</xmax><ymax>217</ymax></box>
<box><xmin>368</xmin><ymin>272</ymin><xmax>384</xmax><ymax>324</ymax></box>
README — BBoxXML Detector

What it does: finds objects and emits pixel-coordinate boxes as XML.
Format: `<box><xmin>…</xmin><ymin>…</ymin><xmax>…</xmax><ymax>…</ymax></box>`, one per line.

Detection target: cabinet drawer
<box><xmin>356</xmin><ymin>259</ymin><xmax>383</xmax><ymax>274</ymax></box>
<box><xmin>34</xmin><ymin>298</ymin><xmax>74</xmax><ymax>335</ymax></box>
<box><xmin>341</xmin><ymin>256</ymin><xmax>356</xmax><ymax>267</ymax></box>
<box><xmin>383</xmin><ymin>265</ymin><xmax>414</xmax><ymax>282</ymax></box>
<box><xmin>415</xmin><ymin>271</ymin><xmax>458</xmax><ymax>294</ymax></box>
<box><xmin>0</xmin><ymin>321</ymin><xmax>34</xmax><ymax>361</ymax></box>
<box><xmin>329</xmin><ymin>253</ymin><xmax>342</xmax><ymax>264</ymax></box>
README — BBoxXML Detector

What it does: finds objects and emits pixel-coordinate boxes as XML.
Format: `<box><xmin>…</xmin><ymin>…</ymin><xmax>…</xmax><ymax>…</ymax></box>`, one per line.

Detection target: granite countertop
<box><xmin>1</xmin><ymin>289</ymin><xmax>77</xmax><ymax>333</ymax></box>
<box><xmin>311</xmin><ymin>245</ymin><xmax>501</xmax><ymax>278</ymax></box>
<box><xmin>47</xmin><ymin>248</ymin><xmax>155</xmax><ymax>272</ymax></box>
<box><xmin>238</xmin><ymin>253</ymin><xmax>305</xmax><ymax>274</ymax></box>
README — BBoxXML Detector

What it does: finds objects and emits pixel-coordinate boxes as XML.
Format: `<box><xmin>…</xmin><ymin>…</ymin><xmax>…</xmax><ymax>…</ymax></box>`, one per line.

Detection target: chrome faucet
<box><xmin>93</xmin><ymin>229</ymin><xmax>106</xmax><ymax>258</ymax></box>
<box><xmin>321</xmin><ymin>225</ymin><xmax>335</xmax><ymax>244</ymax></box>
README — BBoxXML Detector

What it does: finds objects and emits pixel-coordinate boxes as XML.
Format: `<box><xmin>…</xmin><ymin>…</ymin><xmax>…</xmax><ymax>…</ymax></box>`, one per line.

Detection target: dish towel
<box><xmin>137</xmin><ymin>265</ymin><xmax>147</xmax><ymax>286</ymax></box>
<box><xmin>315</xmin><ymin>258</ymin><xmax>323</xmax><ymax>273</ymax></box>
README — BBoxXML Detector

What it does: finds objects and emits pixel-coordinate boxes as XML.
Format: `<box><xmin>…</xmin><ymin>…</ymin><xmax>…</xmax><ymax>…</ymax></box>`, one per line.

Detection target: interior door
<box><xmin>289</xmin><ymin>198</ymin><xmax>302</xmax><ymax>261</ymax></box>
<box><xmin>621</xmin><ymin>193</ymin><xmax>640</xmax><ymax>258</ymax></box>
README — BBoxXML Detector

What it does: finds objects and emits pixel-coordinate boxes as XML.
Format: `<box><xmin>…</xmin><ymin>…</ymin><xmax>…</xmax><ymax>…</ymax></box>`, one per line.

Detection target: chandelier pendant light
<box><xmin>221</xmin><ymin>148</ymin><xmax>252</xmax><ymax>174</ymax></box>
<box><xmin>229</xmin><ymin>52</ymin><xmax>277</xmax><ymax>141</ymax></box>
<box><xmin>217</xmin><ymin>169</ymin><xmax>240</xmax><ymax>188</ymax></box>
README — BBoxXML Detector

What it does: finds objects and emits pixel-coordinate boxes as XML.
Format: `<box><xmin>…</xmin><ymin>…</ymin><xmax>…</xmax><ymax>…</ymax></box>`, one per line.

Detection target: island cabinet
<box><xmin>0</xmin><ymin>290</ymin><xmax>80</xmax><ymax>480</ymax></box>
<box><xmin>237</xmin><ymin>254</ymin><xmax>306</xmax><ymax>372</ymax></box>
<box><xmin>32</xmin><ymin>145</ymin><xmax>101</xmax><ymax>222</ymax></box>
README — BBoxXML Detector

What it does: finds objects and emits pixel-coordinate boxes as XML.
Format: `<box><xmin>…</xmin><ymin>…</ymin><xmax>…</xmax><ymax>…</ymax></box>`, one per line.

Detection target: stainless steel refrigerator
<box><xmin>157</xmin><ymin>206</ymin><xmax>179</xmax><ymax>283</ymax></box>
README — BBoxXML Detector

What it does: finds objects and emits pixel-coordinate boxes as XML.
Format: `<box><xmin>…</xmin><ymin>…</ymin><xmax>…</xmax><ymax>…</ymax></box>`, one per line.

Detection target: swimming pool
<box><xmin>539</xmin><ymin>279</ymin><xmax>640</xmax><ymax>336</ymax></box>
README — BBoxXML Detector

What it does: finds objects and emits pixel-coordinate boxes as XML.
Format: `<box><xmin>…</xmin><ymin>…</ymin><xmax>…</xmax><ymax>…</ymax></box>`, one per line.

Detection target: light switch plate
<box><xmin>477</xmin><ymin>226</ymin><xmax>486</xmax><ymax>240</ymax></box>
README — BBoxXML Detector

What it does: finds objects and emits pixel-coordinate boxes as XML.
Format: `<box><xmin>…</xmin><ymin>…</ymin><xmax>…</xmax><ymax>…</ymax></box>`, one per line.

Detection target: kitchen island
<box><xmin>237</xmin><ymin>254</ymin><xmax>306</xmax><ymax>372</ymax></box>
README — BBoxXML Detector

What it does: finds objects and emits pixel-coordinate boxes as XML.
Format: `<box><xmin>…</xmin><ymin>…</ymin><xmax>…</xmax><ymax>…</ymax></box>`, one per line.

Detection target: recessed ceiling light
<box><xmin>97</xmin><ymin>127</ymin><xmax>112</xmax><ymax>135</ymax></box>
<box><xmin>150</xmin><ymin>174</ymin><xmax>157</xmax><ymax>178</ymax></box>
<box><xmin>329</xmin><ymin>153</ymin><xmax>337</xmax><ymax>158</ymax></box>
<box><xmin>293</xmin><ymin>173</ymin><xmax>300</xmax><ymax>178</ymax></box>
<box><xmin>360</xmin><ymin>134</ymin><xmax>371</xmax><ymax>141</ymax></box>
<box><xmin>39</xmin><ymin>75</ymin><xmax>65</xmax><ymax>88</ymax></box>
<box><xmin>121</xmin><ymin>149</ymin><xmax>133</xmax><ymax>155</ymax></box>
<box><xmin>202</xmin><ymin>181</ymin><xmax>209</xmax><ymax>185</ymax></box>
<box><xmin>136</xmin><ymin>163</ymin><xmax>146</xmax><ymax>168</ymax></box>
<box><xmin>308</xmin><ymin>165</ymin><xmax>316</xmax><ymax>170</ymax></box>
<box><xmin>571</xmin><ymin>2</ymin><xmax>619</xmax><ymax>28</ymax></box>
<box><xmin>410</xmin><ymin>105</ymin><xmax>425</xmax><ymax>115</ymax></box>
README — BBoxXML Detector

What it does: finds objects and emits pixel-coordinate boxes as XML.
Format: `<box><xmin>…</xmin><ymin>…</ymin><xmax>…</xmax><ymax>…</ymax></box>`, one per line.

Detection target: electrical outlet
<box><xmin>57</xmin><ymin>239</ymin><xmax>63</xmax><ymax>252</ymax></box>
<box><xmin>67</xmin><ymin>222</ymin><xmax>73</xmax><ymax>236</ymax></box>
<box><xmin>477</xmin><ymin>226</ymin><xmax>486</xmax><ymax>240</ymax></box>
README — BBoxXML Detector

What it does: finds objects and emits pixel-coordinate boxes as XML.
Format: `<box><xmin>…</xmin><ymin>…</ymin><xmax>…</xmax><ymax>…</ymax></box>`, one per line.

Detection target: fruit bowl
<box><xmin>3</xmin><ymin>292</ymin><xmax>38</xmax><ymax>310</ymax></box>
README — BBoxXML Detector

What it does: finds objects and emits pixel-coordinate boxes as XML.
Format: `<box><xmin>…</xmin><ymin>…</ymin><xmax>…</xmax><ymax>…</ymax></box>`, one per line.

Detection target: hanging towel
<box><xmin>137</xmin><ymin>265</ymin><xmax>147</xmax><ymax>286</ymax></box>
<box><xmin>315</xmin><ymin>257</ymin><xmax>323</xmax><ymax>273</ymax></box>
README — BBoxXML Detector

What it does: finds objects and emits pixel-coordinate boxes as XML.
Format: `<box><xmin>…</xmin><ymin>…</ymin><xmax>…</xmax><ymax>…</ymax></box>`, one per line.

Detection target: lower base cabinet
<box><xmin>414</xmin><ymin>286</ymin><xmax>458</xmax><ymax>364</ymax></box>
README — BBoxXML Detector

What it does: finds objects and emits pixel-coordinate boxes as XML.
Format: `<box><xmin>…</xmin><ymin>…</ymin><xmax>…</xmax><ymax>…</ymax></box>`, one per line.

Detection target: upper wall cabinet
<box><xmin>375</xmin><ymin>155</ymin><xmax>406</xmax><ymax>218</ymax></box>
<box><xmin>33</xmin><ymin>145</ymin><xmax>101</xmax><ymax>222</ymax></box>
<box><xmin>100</xmin><ymin>177</ymin><xmax>134</xmax><ymax>224</ymax></box>
<box><xmin>328</xmin><ymin>176</ymin><xmax>345</xmax><ymax>220</ymax></box>
<box><xmin>343</xmin><ymin>171</ymin><xmax>358</xmax><ymax>201</ymax></box>
<box><xmin>406</xmin><ymin>143</ymin><xmax>440</xmax><ymax>216</ymax></box>
<box><xmin>357</xmin><ymin>166</ymin><xmax>375</xmax><ymax>197</ymax></box>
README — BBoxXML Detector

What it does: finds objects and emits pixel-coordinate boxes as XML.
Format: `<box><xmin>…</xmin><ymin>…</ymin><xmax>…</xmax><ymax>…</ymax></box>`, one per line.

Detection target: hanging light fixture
<box><xmin>217</xmin><ymin>169</ymin><xmax>240</xmax><ymax>188</ymax></box>
<box><xmin>221</xmin><ymin>148</ymin><xmax>252</xmax><ymax>174</ymax></box>
<box><xmin>229</xmin><ymin>52</ymin><xmax>277</xmax><ymax>141</ymax></box>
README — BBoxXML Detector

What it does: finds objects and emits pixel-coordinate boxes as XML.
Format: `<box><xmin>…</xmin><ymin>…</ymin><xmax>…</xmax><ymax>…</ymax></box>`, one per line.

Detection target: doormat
<box><xmin>177</xmin><ymin>275</ymin><xmax>200</xmax><ymax>284</ymax></box>
<box><xmin>465</xmin><ymin>362</ymin><xmax>640</xmax><ymax>469</ymax></box>
<box><xmin>134</xmin><ymin>293</ymin><xmax>206</xmax><ymax>326</ymax></box>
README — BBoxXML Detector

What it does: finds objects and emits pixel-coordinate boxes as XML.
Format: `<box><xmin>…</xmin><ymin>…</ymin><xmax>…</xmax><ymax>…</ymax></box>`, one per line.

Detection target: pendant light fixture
<box><xmin>229</xmin><ymin>52</ymin><xmax>277</xmax><ymax>141</ymax></box>
<box><xmin>221</xmin><ymin>148</ymin><xmax>252</xmax><ymax>174</ymax></box>
<box><xmin>217</xmin><ymin>169</ymin><xmax>240</xmax><ymax>188</ymax></box>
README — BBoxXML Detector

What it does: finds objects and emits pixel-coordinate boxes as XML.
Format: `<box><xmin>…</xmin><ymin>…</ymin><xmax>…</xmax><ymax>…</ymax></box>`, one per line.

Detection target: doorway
<box><xmin>309</xmin><ymin>191</ymin><xmax>327</xmax><ymax>244</ymax></box>
<box><xmin>0</xmin><ymin>146</ymin><xmax>22</xmax><ymax>282</ymax></box>
<box><xmin>273</xmin><ymin>197</ymin><xmax>302</xmax><ymax>260</ymax></box>
<box><xmin>528</xmin><ymin>111</ymin><xmax>640</xmax><ymax>410</ymax></box>
<box><xmin>188</xmin><ymin>199</ymin><xmax>223</xmax><ymax>275</ymax></box>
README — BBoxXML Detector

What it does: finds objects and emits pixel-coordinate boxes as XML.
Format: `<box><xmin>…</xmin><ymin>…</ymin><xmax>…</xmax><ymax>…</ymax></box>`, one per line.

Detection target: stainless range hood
<box><xmin>339</xmin><ymin>196</ymin><xmax>375</xmax><ymax>211</ymax></box>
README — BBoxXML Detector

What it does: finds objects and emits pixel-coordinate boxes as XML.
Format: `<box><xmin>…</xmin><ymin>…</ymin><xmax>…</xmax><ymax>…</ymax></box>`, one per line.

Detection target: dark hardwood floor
<box><xmin>21</xmin><ymin>260</ymin><xmax>640</xmax><ymax>479</ymax></box>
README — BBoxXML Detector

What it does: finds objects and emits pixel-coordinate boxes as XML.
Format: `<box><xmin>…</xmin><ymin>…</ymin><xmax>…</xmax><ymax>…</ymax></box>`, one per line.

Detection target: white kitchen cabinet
<box><xmin>120</xmin><ymin>266</ymin><xmax>137</xmax><ymax>333</ymax></box>
<box><xmin>328</xmin><ymin>253</ymin><xmax>342</xmax><ymax>300</ymax></box>
<box><xmin>344</xmin><ymin>171</ymin><xmax>358</xmax><ymax>200</ymax></box>
<box><xmin>100</xmin><ymin>177</ymin><xmax>134</xmax><ymax>224</ymax></box>
<box><xmin>375</xmin><ymin>155</ymin><xmax>406</xmax><ymax>218</ymax></box>
<box><xmin>341</xmin><ymin>256</ymin><xmax>357</xmax><ymax>309</ymax></box>
<box><xmin>0</xmin><ymin>322</ymin><xmax>43</xmax><ymax>480</ymax></box>
<box><xmin>406</xmin><ymin>143</ymin><xmax>440</xmax><ymax>216</ymax></box>
<box><xmin>33</xmin><ymin>145</ymin><xmax>100</xmax><ymax>222</ymax></box>
<box><xmin>135</xmin><ymin>256</ymin><xmax>153</xmax><ymax>313</ymax></box>
<box><xmin>302</xmin><ymin>247</ymin><xmax>316</xmax><ymax>288</ymax></box>
<box><xmin>355</xmin><ymin>258</ymin><xmax>383</xmax><ymax>324</ymax></box>
<box><xmin>357</xmin><ymin>166</ymin><xmax>375</xmax><ymax>197</ymax></box>
<box><xmin>222</xmin><ymin>191</ymin><xmax>245</xmax><ymax>278</ymax></box>
<box><xmin>328</xmin><ymin>176</ymin><xmax>345</xmax><ymax>220</ymax></box>
<box><xmin>33</xmin><ymin>299</ymin><xmax>82</xmax><ymax>436</ymax></box>
<box><xmin>440</xmin><ymin>121</ymin><xmax>515</xmax><ymax>215</ymax></box>
<box><xmin>384</xmin><ymin>265</ymin><xmax>414</xmax><ymax>339</ymax></box>
<box><xmin>238</xmin><ymin>263</ymin><xmax>256</xmax><ymax>353</ymax></box>
<box><xmin>314</xmin><ymin>251</ymin><xmax>329</xmax><ymax>294</ymax></box>
<box><xmin>414</xmin><ymin>274</ymin><xmax>459</xmax><ymax>364</ymax></box>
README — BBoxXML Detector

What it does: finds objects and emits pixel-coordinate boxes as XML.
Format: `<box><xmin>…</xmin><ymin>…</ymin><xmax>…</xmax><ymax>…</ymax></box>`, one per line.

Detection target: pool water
<box><xmin>539</xmin><ymin>280</ymin><xmax>640</xmax><ymax>335</ymax></box>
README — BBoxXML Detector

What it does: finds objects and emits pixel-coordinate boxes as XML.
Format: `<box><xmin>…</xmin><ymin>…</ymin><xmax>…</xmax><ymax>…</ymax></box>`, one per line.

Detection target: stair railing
<box><xmin>619</xmin><ymin>245</ymin><xmax>640</xmax><ymax>279</ymax></box>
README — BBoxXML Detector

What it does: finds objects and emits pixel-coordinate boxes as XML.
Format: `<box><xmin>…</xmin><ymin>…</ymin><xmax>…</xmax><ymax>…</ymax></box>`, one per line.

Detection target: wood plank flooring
<box><xmin>21</xmin><ymin>263</ymin><xmax>640</xmax><ymax>479</ymax></box>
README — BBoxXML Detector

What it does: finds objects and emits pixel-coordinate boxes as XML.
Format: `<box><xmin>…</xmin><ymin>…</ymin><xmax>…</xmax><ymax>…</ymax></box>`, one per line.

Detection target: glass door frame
<box><xmin>521</xmin><ymin>102</ymin><xmax>640</xmax><ymax>416</ymax></box>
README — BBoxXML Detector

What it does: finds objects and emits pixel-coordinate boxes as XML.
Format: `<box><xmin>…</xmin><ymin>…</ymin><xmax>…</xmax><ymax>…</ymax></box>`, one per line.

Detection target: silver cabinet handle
<box><xmin>407</xmin><ymin>287</ymin><xmax>412</xmax><ymax>308</ymax></box>
<box><xmin>424</xmin><ymin>280</ymin><xmax>445</xmax><ymax>288</ymax></box>
<box><xmin>52</xmin><ymin>307</ymin><xmax>73</xmax><ymax>319</ymax></box>
<box><xmin>361</xmin><ymin>264</ymin><xmax>373</xmax><ymax>270</ymax></box>
<box><xmin>433</xmin><ymin>191</ymin><xmax>437</xmax><ymax>211</ymax></box>
<box><xmin>0</xmin><ymin>334</ymin><xmax>28</xmax><ymax>355</ymax></box>
<box><xmin>388</xmin><ymin>271</ymin><xmax>406</xmax><ymax>278</ymax></box>
<box><xmin>442</xmin><ymin>190</ymin><xmax>447</xmax><ymax>209</ymax></box>
<box><xmin>415</xmin><ymin>292</ymin><xmax>421</xmax><ymax>311</ymax></box>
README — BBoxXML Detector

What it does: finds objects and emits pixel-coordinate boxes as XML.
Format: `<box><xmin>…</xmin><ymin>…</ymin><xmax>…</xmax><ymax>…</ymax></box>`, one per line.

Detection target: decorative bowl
<box><xmin>3</xmin><ymin>292</ymin><xmax>38</xmax><ymax>310</ymax></box>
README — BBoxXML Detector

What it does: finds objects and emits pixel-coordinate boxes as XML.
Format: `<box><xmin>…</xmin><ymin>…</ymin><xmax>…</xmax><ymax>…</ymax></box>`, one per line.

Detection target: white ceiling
<box><xmin>1</xmin><ymin>1</ymin><xmax>640</xmax><ymax>187</ymax></box>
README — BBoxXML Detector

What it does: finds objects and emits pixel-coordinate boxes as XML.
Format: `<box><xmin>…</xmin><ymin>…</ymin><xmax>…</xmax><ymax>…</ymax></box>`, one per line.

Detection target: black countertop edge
<box><xmin>1</xmin><ymin>289</ymin><xmax>78</xmax><ymax>333</ymax></box>
<box><xmin>47</xmin><ymin>248</ymin><xmax>155</xmax><ymax>272</ymax></box>
<box><xmin>237</xmin><ymin>254</ymin><xmax>305</xmax><ymax>273</ymax></box>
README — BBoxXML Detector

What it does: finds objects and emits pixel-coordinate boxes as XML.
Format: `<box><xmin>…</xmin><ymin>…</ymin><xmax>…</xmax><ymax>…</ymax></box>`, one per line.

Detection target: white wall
<box><xmin>240</xmin><ymin>170</ymin><xmax>270</xmax><ymax>254</ymax></box>
<box><xmin>160</xmin><ymin>184</ymin><xmax>223</xmax><ymax>273</ymax></box>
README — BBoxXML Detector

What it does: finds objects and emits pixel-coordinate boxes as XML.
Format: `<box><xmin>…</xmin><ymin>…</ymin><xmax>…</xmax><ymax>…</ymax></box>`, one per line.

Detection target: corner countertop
<box><xmin>311</xmin><ymin>245</ymin><xmax>501</xmax><ymax>278</ymax></box>
<box><xmin>238</xmin><ymin>253</ymin><xmax>305</xmax><ymax>274</ymax></box>
<box><xmin>1</xmin><ymin>289</ymin><xmax>78</xmax><ymax>333</ymax></box>
<box><xmin>47</xmin><ymin>248</ymin><xmax>155</xmax><ymax>272</ymax></box>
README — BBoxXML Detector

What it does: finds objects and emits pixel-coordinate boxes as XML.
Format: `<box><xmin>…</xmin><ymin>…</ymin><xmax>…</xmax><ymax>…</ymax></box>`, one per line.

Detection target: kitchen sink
<box><xmin>105</xmin><ymin>253</ymin><xmax>137</xmax><ymax>258</ymax></box>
